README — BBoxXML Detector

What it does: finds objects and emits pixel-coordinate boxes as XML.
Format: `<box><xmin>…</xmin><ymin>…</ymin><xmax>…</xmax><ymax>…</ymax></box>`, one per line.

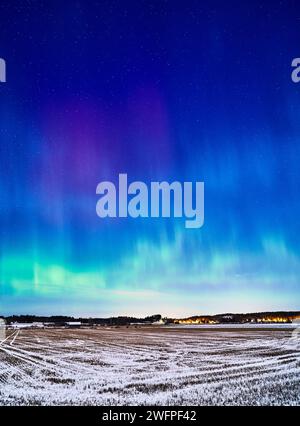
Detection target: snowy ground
<box><xmin>0</xmin><ymin>326</ymin><xmax>299</xmax><ymax>406</ymax></box>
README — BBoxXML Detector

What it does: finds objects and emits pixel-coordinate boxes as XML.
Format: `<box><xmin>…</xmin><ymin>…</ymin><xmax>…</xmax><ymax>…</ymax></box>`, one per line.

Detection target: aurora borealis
<box><xmin>1</xmin><ymin>1</ymin><xmax>300</xmax><ymax>316</ymax></box>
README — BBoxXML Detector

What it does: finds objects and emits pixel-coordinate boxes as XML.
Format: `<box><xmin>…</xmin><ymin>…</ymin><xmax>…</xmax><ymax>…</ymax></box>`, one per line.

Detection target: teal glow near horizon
<box><xmin>1</xmin><ymin>1</ymin><xmax>300</xmax><ymax>316</ymax></box>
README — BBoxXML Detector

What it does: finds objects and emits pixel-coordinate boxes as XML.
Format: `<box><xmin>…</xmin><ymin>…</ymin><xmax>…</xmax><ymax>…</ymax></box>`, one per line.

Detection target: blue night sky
<box><xmin>0</xmin><ymin>0</ymin><xmax>300</xmax><ymax>317</ymax></box>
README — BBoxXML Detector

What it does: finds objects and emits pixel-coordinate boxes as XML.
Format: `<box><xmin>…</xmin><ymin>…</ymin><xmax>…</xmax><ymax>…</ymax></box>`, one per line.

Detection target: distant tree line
<box><xmin>2</xmin><ymin>314</ymin><xmax>162</xmax><ymax>326</ymax></box>
<box><xmin>2</xmin><ymin>311</ymin><xmax>299</xmax><ymax>325</ymax></box>
<box><xmin>175</xmin><ymin>311</ymin><xmax>300</xmax><ymax>324</ymax></box>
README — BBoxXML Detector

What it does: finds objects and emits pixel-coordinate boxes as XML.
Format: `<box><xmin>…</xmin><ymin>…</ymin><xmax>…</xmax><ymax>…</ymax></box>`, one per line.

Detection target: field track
<box><xmin>0</xmin><ymin>326</ymin><xmax>299</xmax><ymax>405</ymax></box>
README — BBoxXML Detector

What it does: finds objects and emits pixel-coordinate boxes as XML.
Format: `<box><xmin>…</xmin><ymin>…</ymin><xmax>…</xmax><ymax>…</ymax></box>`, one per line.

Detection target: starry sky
<box><xmin>0</xmin><ymin>0</ymin><xmax>300</xmax><ymax>317</ymax></box>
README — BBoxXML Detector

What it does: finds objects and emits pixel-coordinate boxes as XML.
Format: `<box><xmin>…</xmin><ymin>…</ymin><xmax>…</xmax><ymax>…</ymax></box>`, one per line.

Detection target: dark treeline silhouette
<box><xmin>1</xmin><ymin>311</ymin><xmax>299</xmax><ymax>325</ymax></box>
<box><xmin>175</xmin><ymin>311</ymin><xmax>300</xmax><ymax>324</ymax></box>
<box><xmin>1</xmin><ymin>314</ymin><xmax>162</xmax><ymax>326</ymax></box>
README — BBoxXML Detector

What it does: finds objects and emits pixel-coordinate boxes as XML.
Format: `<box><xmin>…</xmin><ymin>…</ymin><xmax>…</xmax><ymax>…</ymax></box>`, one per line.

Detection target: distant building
<box><xmin>43</xmin><ymin>322</ymin><xmax>56</xmax><ymax>327</ymax></box>
<box><xmin>65</xmin><ymin>321</ymin><xmax>82</xmax><ymax>328</ymax></box>
<box><xmin>10</xmin><ymin>323</ymin><xmax>35</xmax><ymax>329</ymax></box>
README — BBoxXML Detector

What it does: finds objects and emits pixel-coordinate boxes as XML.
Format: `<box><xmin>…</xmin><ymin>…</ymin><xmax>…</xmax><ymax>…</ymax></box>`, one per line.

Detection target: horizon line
<box><xmin>2</xmin><ymin>309</ymin><xmax>300</xmax><ymax>320</ymax></box>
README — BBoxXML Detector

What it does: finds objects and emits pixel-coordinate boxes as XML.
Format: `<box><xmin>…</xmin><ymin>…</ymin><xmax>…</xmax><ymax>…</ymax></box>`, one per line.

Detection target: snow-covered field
<box><xmin>0</xmin><ymin>326</ymin><xmax>299</xmax><ymax>406</ymax></box>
